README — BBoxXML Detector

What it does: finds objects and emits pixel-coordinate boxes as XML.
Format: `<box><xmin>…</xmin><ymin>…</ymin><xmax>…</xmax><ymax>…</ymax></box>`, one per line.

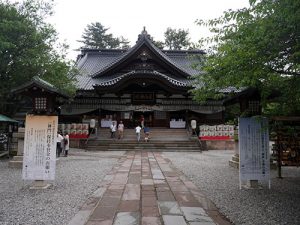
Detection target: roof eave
<box><xmin>11</xmin><ymin>77</ymin><xmax>69</xmax><ymax>99</ymax></box>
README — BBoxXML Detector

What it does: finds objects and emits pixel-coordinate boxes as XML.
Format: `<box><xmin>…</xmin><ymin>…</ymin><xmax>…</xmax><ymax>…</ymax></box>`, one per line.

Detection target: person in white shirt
<box><xmin>89</xmin><ymin>119</ymin><xmax>96</xmax><ymax>135</ymax></box>
<box><xmin>110</xmin><ymin>121</ymin><xmax>117</xmax><ymax>138</ymax></box>
<box><xmin>191</xmin><ymin>120</ymin><xmax>197</xmax><ymax>136</ymax></box>
<box><xmin>135</xmin><ymin>125</ymin><xmax>142</xmax><ymax>142</ymax></box>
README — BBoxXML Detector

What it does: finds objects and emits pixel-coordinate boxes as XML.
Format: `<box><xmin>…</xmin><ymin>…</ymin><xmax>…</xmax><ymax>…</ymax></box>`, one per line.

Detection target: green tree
<box><xmin>164</xmin><ymin>27</ymin><xmax>192</xmax><ymax>50</ymax></box>
<box><xmin>152</xmin><ymin>40</ymin><xmax>165</xmax><ymax>49</ymax></box>
<box><xmin>0</xmin><ymin>0</ymin><xmax>76</xmax><ymax>114</ymax></box>
<box><xmin>192</xmin><ymin>0</ymin><xmax>300</xmax><ymax>116</ymax></box>
<box><xmin>79</xmin><ymin>22</ymin><xmax>130</xmax><ymax>49</ymax></box>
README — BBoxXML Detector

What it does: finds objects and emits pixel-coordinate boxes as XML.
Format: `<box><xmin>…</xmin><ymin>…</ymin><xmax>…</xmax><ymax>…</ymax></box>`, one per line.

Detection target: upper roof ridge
<box><xmin>137</xmin><ymin>26</ymin><xmax>151</xmax><ymax>42</ymax></box>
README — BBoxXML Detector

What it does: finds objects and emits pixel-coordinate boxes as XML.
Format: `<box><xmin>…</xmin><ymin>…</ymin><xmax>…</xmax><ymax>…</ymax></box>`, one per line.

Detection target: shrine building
<box><xmin>60</xmin><ymin>29</ymin><xmax>227</xmax><ymax>128</ymax></box>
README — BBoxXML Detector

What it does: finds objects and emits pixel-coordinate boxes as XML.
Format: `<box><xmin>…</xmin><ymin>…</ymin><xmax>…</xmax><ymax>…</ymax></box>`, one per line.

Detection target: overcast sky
<box><xmin>46</xmin><ymin>0</ymin><xmax>250</xmax><ymax>60</ymax></box>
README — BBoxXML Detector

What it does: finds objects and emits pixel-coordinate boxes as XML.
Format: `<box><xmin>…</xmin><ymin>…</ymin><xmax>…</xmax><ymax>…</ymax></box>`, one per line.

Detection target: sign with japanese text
<box><xmin>22</xmin><ymin>115</ymin><xmax>58</xmax><ymax>180</ymax></box>
<box><xmin>239</xmin><ymin>117</ymin><xmax>270</xmax><ymax>182</ymax></box>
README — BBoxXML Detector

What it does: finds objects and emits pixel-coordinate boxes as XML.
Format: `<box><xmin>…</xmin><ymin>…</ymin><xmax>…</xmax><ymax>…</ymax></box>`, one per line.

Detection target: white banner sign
<box><xmin>22</xmin><ymin>115</ymin><xmax>58</xmax><ymax>180</ymax></box>
<box><xmin>239</xmin><ymin>117</ymin><xmax>270</xmax><ymax>182</ymax></box>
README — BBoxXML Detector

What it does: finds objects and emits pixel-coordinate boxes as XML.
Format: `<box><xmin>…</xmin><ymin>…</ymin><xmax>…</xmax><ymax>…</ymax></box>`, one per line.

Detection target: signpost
<box><xmin>239</xmin><ymin>117</ymin><xmax>270</xmax><ymax>189</ymax></box>
<box><xmin>22</xmin><ymin>115</ymin><xmax>58</xmax><ymax>188</ymax></box>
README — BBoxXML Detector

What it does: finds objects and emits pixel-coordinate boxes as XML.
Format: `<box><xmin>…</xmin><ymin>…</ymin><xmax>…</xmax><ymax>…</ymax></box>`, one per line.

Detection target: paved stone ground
<box><xmin>69</xmin><ymin>151</ymin><xmax>231</xmax><ymax>225</ymax></box>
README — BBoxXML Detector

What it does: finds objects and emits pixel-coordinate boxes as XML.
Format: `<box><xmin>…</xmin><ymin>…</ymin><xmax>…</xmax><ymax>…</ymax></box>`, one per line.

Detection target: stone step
<box><xmin>228</xmin><ymin>160</ymin><xmax>239</xmax><ymax>169</ymax></box>
<box><xmin>9</xmin><ymin>160</ymin><xmax>23</xmax><ymax>168</ymax></box>
<box><xmin>86</xmin><ymin>145</ymin><xmax>199</xmax><ymax>149</ymax></box>
<box><xmin>11</xmin><ymin>155</ymin><xmax>24</xmax><ymax>161</ymax></box>
<box><xmin>97</xmin><ymin>128</ymin><xmax>188</xmax><ymax>137</ymax></box>
<box><xmin>106</xmin><ymin>148</ymin><xmax>200</xmax><ymax>152</ymax></box>
<box><xmin>86</xmin><ymin>146</ymin><xmax>200</xmax><ymax>151</ymax></box>
<box><xmin>232</xmin><ymin>155</ymin><xmax>239</xmax><ymax>162</ymax></box>
<box><xmin>88</xmin><ymin>140</ymin><xmax>196</xmax><ymax>146</ymax></box>
<box><xmin>86</xmin><ymin>145</ymin><xmax>199</xmax><ymax>150</ymax></box>
<box><xmin>85</xmin><ymin>128</ymin><xmax>198</xmax><ymax>151</ymax></box>
<box><xmin>86</xmin><ymin>144</ymin><xmax>200</xmax><ymax>151</ymax></box>
<box><xmin>96</xmin><ymin>135</ymin><xmax>189</xmax><ymax>139</ymax></box>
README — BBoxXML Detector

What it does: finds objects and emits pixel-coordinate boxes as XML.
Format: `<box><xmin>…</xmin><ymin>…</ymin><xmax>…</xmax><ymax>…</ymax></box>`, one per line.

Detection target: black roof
<box><xmin>75</xmin><ymin>29</ymin><xmax>204</xmax><ymax>90</ymax></box>
<box><xmin>11</xmin><ymin>76</ymin><xmax>69</xmax><ymax>98</ymax></box>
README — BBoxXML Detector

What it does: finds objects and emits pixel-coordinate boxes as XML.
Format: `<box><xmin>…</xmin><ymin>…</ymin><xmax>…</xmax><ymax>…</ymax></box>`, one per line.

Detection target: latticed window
<box><xmin>34</xmin><ymin>97</ymin><xmax>47</xmax><ymax>110</ymax></box>
<box><xmin>248</xmin><ymin>100</ymin><xmax>260</xmax><ymax>114</ymax></box>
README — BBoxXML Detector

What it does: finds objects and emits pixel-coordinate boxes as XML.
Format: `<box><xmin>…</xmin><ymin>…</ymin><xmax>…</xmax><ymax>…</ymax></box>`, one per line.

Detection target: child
<box><xmin>135</xmin><ymin>124</ymin><xmax>142</xmax><ymax>142</ymax></box>
<box><xmin>144</xmin><ymin>126</ymin><xmax>150</xmax><ymax>142</ymax></box>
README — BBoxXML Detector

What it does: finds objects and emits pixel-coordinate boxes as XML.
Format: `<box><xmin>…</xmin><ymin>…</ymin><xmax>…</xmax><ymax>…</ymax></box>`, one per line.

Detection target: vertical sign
<box><xmin>239</xmin><ymin>117</ymin><xmax>270</xmax><ymax>187</ymax></box>
<box><xmin>22</xmin><ymin>115</ymin><xmax>58</xmax><ymax>180</ymax></box>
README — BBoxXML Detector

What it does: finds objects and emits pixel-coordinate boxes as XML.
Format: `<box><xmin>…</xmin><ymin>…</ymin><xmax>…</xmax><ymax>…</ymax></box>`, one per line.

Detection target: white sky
<box><xmin>46</xmin><ymin>0</ymin><xmax>250</xmax><ymax>60</ymax></box>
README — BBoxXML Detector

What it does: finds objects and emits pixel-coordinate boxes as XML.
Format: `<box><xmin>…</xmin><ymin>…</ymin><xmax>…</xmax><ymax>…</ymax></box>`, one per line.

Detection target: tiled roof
<box><xmin>11</xmin><ymin>76</ymin><xmax>69</xmax><ymax>98</ymax></box>
<box><xmin>76</xmin><ymin>75</ymin><xmax>94</xmax><ymax>90</ymax></box>
<box><xmin>88</xmin><ymin>32</ymin><xmax>203</xmax><ymax>78</ymax></box>
<box><xmin>165</xmin><ymin>52</ymin><xmax>201</xmax><ymax>76</ymax></box>
<box><xmin>75</xmin><ymin>30</ymin><xmax>204</xmax><ymax>90</ymax></box>
<box><xmin>77</xmin><ymin>50</ymin><xmax>125</xmax><ymax>76</ymax></box>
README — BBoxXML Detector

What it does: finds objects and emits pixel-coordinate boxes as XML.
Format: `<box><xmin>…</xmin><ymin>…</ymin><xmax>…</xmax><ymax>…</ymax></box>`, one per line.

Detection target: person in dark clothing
<box><xmin>57</xmin><ymin>132</ymin><xmax>63</xmax><ymax>157</ymax></box>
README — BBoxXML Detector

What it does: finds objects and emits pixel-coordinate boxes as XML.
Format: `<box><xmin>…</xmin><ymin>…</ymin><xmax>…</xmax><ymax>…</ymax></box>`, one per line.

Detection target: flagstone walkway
<box><xmin>68</xmin><ymin>151</ymin><xmax>231</xmax><ymax>225</ymax></box>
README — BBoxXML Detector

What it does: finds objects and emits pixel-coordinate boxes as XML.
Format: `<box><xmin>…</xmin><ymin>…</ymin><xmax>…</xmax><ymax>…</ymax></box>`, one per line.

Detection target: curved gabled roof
<box><xmin>90</xmin><ymin>30</ymin><xmax>204</xmax><ymax>78</ymax></box>
<box><xmin>75</xmin><ymin>29</ymin><xmax>204</xmax><ymax>91</ymax></box>
<box><xmin>92</xmin><ymin>70</ymin><xmax>191</xmax><ymax>88</ymax></box>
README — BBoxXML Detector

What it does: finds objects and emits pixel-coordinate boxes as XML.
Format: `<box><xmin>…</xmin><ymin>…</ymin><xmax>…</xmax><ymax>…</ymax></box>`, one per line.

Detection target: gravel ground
<box><xmin>164</xmin><ymin>150</ymin><xmax>300</xmax><ymax>225</ymax></box>
<box><xmin>0</xmin><ymin>149</ymin><xmax>125</xmax><ymax>225</ymax></box>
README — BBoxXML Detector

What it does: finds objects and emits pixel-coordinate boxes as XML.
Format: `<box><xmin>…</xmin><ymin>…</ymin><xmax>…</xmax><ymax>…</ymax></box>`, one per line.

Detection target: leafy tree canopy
<box><xmin>191</xmin><ymin>0</ymin><xmax>300</xmax><ymax>116</ymax></box>
<box><xmin>78</xmin><ymin>22</ymin><xmax>130</xmax><ymax>49</ymax></box>
<box><xmin>152</xmin><ymin>39</ymin><xmax>165</xmax><ymax>49</ymax></box>
<box><xmin>0</xmin><ymin>0</ymin><xmax>76</xmax><ymax>114</ymax></box>
<box><xmin>164</xmin><ymin>27</ymin><xmax>192</xmax><ymax>50</ymax></box>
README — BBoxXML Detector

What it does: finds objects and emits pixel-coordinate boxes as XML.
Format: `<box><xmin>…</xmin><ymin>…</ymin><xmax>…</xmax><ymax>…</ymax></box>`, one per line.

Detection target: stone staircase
<box><xmin>84</xmin><ymin>128</ymin><xmax>201</xmax><ymax>152</ymax></box>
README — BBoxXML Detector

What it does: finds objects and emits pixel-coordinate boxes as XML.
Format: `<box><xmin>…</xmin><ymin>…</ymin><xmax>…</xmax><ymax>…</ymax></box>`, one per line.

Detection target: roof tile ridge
<box><xmin>152</xmin><ymin>70</ymin><xmax>188</xmax><ymax>87</ymax></box>
<box><xmin>94</xmin><ymin>71</ymin><xmax>136</xmax><ymax>87</ymax></box>
<box><xmin>144</xmin><ymin>40</ymin><xmax>192</xmax><ymax>76</ymax></box>
<box><xmin>90</xmin><ymin>33</ymin><xmax>193</xmax><ymax>78</ymax></box>
<box><xmin>77</xmin><ymin>52</ymin><xmax>89</xmax><ymax>71</ymax></box>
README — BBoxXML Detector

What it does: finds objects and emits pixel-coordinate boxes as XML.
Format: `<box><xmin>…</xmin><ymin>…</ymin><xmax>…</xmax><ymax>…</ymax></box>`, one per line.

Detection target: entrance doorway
<box><xmin>133</xmin><ymin>112</ymin><xmax>153</xmax><ymax>127</ymax></box>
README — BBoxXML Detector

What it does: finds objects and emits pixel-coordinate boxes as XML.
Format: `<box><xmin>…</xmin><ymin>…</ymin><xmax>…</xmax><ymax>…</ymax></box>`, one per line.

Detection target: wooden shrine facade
<box><xmin>60</xmin><ymin>29</ymin><xmax>227</xmax><ymax>127</ymax></box>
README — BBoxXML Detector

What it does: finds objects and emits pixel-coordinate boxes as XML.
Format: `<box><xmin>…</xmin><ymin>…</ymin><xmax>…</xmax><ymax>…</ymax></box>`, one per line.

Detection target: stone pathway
<box><xmin>68</xmin><ymin>151</ymin><xmax>231</xmax><ymax>225</ymax></box>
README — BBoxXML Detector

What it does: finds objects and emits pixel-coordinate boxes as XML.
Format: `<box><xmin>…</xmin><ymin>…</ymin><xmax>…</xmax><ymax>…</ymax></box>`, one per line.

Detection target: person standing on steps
<box><xmin>140</xmin><ymin>115</ymin><xmax>144</xmax><ymax>129</ymax></box>
<box><xmin>118</xmin><ymin>121</ymin><xmax>124</xmax><ymax>139</ymax></box>
<box><xmin>144</xmin><ymin>125</ymin><xmax>150</xmax><ymax>142</ymax></box>
<box><xmin>110</xmin><ymin>121</ymin><xmax>117</xmax><ymax>138</ymax></box>
<box><xmin>135</xmin><ymin>124</ymin><xmax>142</xmax><ymax>142</ymax></box>
<box><xmin>191</xmin><ymin>119</ymin><xmax>197</xmax><ymax>136</ymax></box>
